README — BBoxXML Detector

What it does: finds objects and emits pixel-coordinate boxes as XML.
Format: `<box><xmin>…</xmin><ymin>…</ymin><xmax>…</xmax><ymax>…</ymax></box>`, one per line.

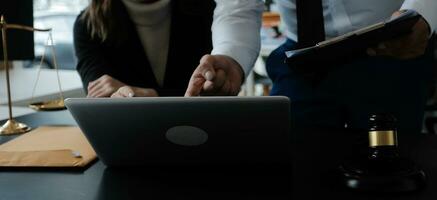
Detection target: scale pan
<box><xmin>29</xmin><ymin>99</ymin><xmax>66</xmax><ymax>111</ymax></box>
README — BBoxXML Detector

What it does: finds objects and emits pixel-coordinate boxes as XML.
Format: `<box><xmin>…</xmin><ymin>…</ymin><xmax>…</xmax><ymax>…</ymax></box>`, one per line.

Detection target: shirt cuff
<box><xmin>401</xmin><ymin>0</ymin><xmax>437</xmax><ymax>34</ymax></box>
<box><xmin>211</xmin><ymin>45</ymin><xmax>259</xmax><ymax>78</ymax></box>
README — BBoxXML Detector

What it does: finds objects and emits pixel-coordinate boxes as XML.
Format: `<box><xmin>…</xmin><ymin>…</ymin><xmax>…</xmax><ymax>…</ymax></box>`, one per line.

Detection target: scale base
<box><xmin>0</xmin><ymin>119</ymin><xmax>31</xmax><ymax>135</ymax></box>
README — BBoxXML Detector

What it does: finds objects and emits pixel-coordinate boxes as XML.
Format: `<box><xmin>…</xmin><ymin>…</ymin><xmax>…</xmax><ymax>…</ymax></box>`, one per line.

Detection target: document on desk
<box><xmin>285</xmin><ymin>10</ymin><xmax>421</xmax><ymax>75</ymax></box>
<box><xmin>0</xmin><ymin>126</ymin><xmax>96</xmax><ymax>167</ymax></box>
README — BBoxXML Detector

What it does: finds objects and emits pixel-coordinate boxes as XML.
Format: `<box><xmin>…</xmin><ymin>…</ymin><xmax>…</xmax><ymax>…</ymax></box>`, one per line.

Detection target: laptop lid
<box><xmin>65</xmin><ymin>97</ymin><xmax>291</xmax><ymax>166</ymax></box>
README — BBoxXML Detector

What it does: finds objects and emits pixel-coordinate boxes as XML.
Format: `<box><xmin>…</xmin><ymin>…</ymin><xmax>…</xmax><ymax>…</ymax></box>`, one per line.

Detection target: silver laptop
<box><xmin>65</xmin><ymin>97</ymin><xmax>291</xmax><ymax>167</ymax></box>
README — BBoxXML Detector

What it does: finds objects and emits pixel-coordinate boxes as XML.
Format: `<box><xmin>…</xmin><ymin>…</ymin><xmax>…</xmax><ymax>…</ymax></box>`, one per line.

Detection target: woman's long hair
<box><xmin>81</xmin><ymin>0</ymin><xmax>215</xmax><ymax>43</ymax></box>
<box><xmin>81</xmin><ymin>0</ymin><xmax>120</xmax><ymax>42</ymax></box>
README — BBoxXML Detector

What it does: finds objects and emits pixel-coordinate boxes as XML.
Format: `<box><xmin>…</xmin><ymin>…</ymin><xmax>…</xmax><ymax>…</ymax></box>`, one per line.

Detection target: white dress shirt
<box><xmin>275</xmin><ymin>0</ymin><xmax>437</xmax><ymax>41</ymax></box>
<box><xmin>211</xmin><ymin>0</ymin><xmax>264</xmax><ymax>77</ymax></box>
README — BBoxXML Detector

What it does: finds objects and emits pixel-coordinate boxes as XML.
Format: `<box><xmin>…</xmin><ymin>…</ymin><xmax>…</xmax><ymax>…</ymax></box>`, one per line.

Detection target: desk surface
<box><xmin>0</xmin><ymin>111</ymin><xmax>436</xmax><ymax>200</ymax></box>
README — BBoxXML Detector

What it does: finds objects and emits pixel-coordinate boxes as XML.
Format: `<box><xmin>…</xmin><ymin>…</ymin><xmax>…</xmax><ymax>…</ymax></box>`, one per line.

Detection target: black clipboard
<box><xmin>285</xmin><ymin>10</ymin><xmax>422</xmax><ymax>76</ymax></box>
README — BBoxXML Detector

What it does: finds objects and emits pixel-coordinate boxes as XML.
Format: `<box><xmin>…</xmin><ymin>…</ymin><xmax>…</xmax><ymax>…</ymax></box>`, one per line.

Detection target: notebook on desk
<box><xmin>286</xmin><ymin>10</ymin><xmax>422</xmax><ymax>75</ymax></box>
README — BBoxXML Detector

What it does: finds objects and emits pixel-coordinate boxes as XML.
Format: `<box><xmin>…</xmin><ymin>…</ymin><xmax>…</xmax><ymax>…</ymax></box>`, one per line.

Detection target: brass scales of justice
<box><xmin>0</xmin><ymin>15</ymin><xmax>66</xmax><ymax>135</ymax></box>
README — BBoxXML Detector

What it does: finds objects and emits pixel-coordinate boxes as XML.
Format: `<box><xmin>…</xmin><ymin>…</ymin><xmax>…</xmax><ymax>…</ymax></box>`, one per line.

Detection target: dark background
<box><xmin>0</xmin><ymin>0</ymin><xmax>34</xmax><ymax>60</ymax></box>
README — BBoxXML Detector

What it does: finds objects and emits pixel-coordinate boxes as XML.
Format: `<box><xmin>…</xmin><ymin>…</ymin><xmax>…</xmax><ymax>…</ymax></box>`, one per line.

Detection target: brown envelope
<box><xmin>0</xmin><ymin>126</ymin><xmax>96</xmax><ymax>167</ymax></box>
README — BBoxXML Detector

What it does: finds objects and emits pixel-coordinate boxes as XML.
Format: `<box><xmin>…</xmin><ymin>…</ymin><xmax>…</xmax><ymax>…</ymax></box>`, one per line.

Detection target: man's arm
<box><xmin>368</xmin><ymin>0</ymin><xmax>437</xmax><ymax>59</ymax></box>
<box><xmin>401</xmin><ymin>0</ymin><xmax>437</xmax><ymax>33</ymax></box>
<box><xmin>211</xmin><ymin>0</ymin><xmax>264</xmax><ymax>77</ymax></box>
<box><xmin>185</xmin><ymin>0</ymin><xmax>264</xmax><ymax>96</ymax></box>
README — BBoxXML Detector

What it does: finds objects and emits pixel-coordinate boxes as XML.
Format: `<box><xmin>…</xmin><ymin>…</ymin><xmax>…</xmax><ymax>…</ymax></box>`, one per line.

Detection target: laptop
<box><xmin>65</xmin><ymin>97</ymin><xmax>291</xmax><ymax>167</ymax></box>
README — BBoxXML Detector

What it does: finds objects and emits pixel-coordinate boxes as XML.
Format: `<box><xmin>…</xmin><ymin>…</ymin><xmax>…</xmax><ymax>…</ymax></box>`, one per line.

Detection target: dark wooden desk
<box><xmin>0</xmin><ymin>111</ymin><xmax>436</xmax><ymax>200</ymax></box>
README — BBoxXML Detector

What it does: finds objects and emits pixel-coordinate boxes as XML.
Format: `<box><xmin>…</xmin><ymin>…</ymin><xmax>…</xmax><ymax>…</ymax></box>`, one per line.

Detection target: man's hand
<box><xmin>185</xmin><ymin>55</ymin><xmax>244</xmax><ymax>96</ymax></box>
<box><xmin>367</xmin><ymin>10</ymin><xmax>431</xmax><ymax>60</ymax></box>
<box><xmin>111</xmin><ymin>86</ymin><xmax>158</xmax><ymax>98</ymax></box>
<box><xmin>87</xmin><ymin>75</ymin><xmax>126</xmax><ymax>98</ymax></box>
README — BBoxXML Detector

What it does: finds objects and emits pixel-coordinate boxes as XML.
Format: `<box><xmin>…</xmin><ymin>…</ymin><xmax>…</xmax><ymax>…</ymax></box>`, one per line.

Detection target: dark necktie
<box><xmin>296</xmin><ymin>0</ymin><xmax>326</xmax><ymax>48</ymax></box>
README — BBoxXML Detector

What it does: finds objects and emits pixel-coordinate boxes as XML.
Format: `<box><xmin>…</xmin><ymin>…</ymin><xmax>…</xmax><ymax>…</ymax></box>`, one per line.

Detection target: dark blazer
<box><xmin>73</xmin><ymin>0</ymin><xmax>215</xmax><ymax>96</ymax></box>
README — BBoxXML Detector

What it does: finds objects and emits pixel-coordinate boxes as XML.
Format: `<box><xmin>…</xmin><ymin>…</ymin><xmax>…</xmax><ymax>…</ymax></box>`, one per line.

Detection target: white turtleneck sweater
<box><xmin>121</xmin><ymin>0</ymin><xmax>171</xmax><ymax>87</ymax></box>
<box><xmin>121</xmin><ymin>0</ymin><xmax>264</xmax><ymax>85</ymax></box>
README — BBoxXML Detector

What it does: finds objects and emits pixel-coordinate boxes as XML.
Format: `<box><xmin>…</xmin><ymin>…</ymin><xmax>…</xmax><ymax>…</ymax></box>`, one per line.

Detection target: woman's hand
<box><xmin>87</xmin><ymin>75</ymin><xmax>126</xmax><ymax>98</ymax></box>
<box><xmin>367</xmin><ymin>10</ymin><xmax>431</xmax><ymax>60</ymax></box>
<box><xmin>110</xmin><ymin>86</ymin><xmax>159</xmax><ymax>98</ymax></box>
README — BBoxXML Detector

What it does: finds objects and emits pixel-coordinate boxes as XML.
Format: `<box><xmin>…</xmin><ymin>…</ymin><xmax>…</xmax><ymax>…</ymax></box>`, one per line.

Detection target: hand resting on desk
<box><xmin>111</xmin><ymin>86</ymin><xmax>158</xmax><ymax>98</ymax></box>
<box><xmin>367</xmin><ymin>10</ymin><xmax>431</xmax><ymax>60</ymax></box>
<box><xmin>87</xmin><ymin>75</ymin><xmax>127</xmax><ymax>98</ymax></box>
